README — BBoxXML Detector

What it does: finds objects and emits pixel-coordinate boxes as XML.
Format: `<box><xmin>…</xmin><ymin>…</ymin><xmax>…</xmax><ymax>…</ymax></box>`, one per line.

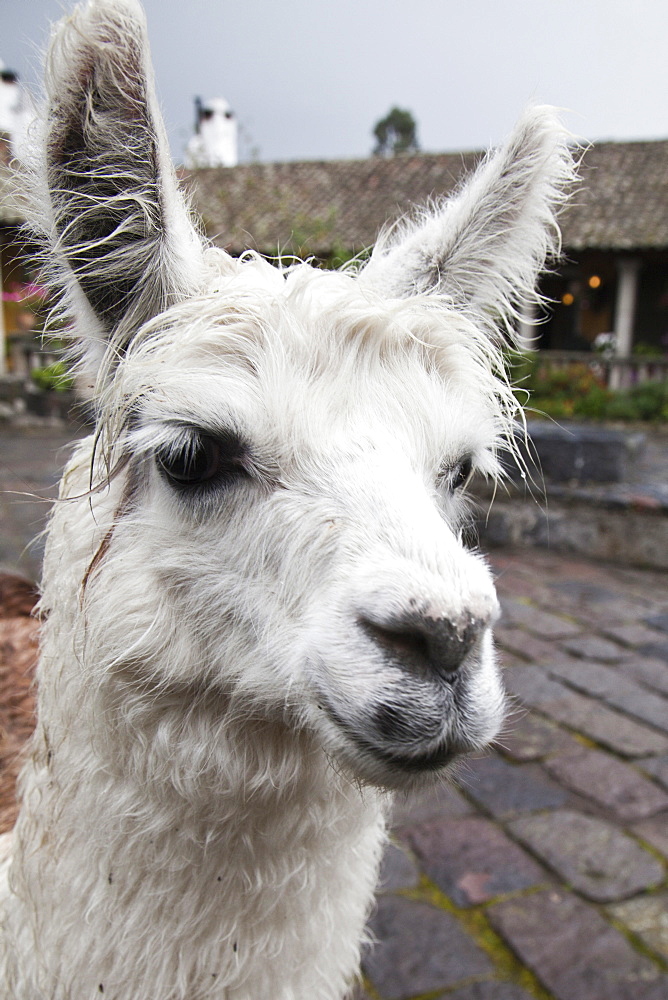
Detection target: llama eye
<box><xmin>439</xmin><ymin>456</ymin><xmax>474</xmax><ymax>493</ymax></box>
<box><xmin>156</xmin><ymin>431</ymin><xmax>247</xmax><ymax>489</ymax></box>
<box><xmin>452</xmin><ymin>457</ymin><xmax>473</xmax><ymax>490</ymax></box>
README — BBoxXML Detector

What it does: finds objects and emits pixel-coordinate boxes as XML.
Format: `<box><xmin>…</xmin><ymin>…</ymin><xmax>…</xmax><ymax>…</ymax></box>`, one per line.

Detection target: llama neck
<box><xmin>6</xmin><ymin>504</ymin><xmax>389</xmax><ymax>1000</ymax></box>
<box><xmin>12</xmin><ymin>668</ymin><xmax>388</xmax><ymax>1000</ymax></box>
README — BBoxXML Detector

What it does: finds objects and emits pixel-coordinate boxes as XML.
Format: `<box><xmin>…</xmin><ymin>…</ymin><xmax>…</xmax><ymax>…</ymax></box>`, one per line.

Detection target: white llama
<box><xmin>0</xmin><ymin>1</ymin><xmax>575</xmax><ymax>997</ymax></box>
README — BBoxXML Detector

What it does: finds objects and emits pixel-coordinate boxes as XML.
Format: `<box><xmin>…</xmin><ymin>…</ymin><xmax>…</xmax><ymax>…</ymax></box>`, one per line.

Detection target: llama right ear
<box><xmin>39</xmin><ymin>0</ymin><xmax>208</xmax><ymax>382</ymax></box>
<box><xmin>359</xmin><ymin>106</ymin><xmax>577</xmax><ymax>340</ymax></box>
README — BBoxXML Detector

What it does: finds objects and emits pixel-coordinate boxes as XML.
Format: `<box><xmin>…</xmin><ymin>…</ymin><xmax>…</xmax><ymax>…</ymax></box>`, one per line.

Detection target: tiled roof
<box><xmin>185</xmin><ymin>138</ymin><xmax>668</xmax><ymax>256</ymax></box>
<box><xmin>560</xmin><ymin>140</ymin><xmax>668</xmax><ymax>251</ymax></box>
<box><xmin>183</xmin><ymin>151</ymin><xmax>482</xmax><ymax>256</ymax></box>
<box><xmin>3</xmin><ymin>138</ymin><xmax>668</xmax><ymax>253</ymax></box>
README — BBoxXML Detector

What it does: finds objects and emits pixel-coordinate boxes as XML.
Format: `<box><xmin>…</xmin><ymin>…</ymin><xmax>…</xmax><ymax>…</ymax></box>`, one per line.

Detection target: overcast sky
<box><xmin>3</xmin><ymin>0</ymin><xmax>668</xmax><ymax>164</ymax></box>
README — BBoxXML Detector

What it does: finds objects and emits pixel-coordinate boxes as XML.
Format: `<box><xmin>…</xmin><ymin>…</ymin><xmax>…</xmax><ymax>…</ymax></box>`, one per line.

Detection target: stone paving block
<box><xmin>491</xmin><ymin>563</ymin><xmax>554</xmax><ymax>605</ymax></box>
<box><xmin>641</xmin><ymin>640</ymin><xmax>668</xmax><ymax>664</ymax></box>
<box><xmin>377</xmin><ymin>842</ymin><xmax>420</xmax><ymax>892</ymax></box>
<box><xmin>391</xmin><ymin>782</ymin><xmax>474</xmax><ymax>828</ymax></box>
<box><xmin>606</xmin><ymin>686</ymin><xmax>668</xmax><ymax>735</ymax></box>
<box><xmin>508</xmin><ymin>809</ymin><xmax>665</xmax><ymax>902</ymax></box>
<box><xmin>456</xmin><ymin>754</ymin><xmax>568</xmax><ymax>818</ymax></box>
<box><xmin>362</xmin><ymin>895</ymin><xmax>493</xmax><ymax>1000</ymax></box>
<box><xmin>544</xmin><ymin>652</ymin><xmax>668</xmax><ymax>720</ymax></box>
<box><xmin>494</xmin><ymin>572</ymin><xmax>545</xmax><ymax>601</ymax></box>
<box><xmin>445</xmin><ymin>983</ymin><xmax>535</xmax><ymax>1000</ymax></box>
<box><xmin>632</xmin><ymin>815</ymin><xmax>668</xmax><ymax>858</ymax></box>
<box><xmin>603</xmin><ymin>623</ymin><xmax>668</xmax><ymax>649</ymax></box>
<box><xmin>404</xmin><ymin>816</ymin><xmax>547</xmax><ymax>908</ymax></box>
<box><xmin>570</xmin><ymin>704</ymin><xmax>668</xmax><ymax>758</ymax></box>
<box><xmin>646</xmin><ymin>613</ymin><xmax>668</xmax><ymax>635</ymax></box>
<box><xmin>494</xmin><ymin>627</ymin><xmax>556</xmax><ymax>663</ymax></box>
<box><xmin>610</xmin><ymin>565</ymin><xmax>668</xmax><ymax>598</ymax></box>
<box><xmin>544</xmin><ymin>657</ymin><xmax>631</xmax><ymax>697</ymax></box>
<box><xmin>502</xmin><ymin>664</ymin><xmax>575</xmax><ymax>705</ymax></box>
<box><xmin>570</xmin><ymin>596</ymin><xmax>655</xmax><ymax>628</ymax></box>
<box><xmin>637</xmin><ymin>754</ymin><xmax>668</xmax><ymax>791</ymax></box>
<box><xmin>504</xmin><ymin>666</ymin><xmax>668</xmax><ymax>757</ymax></box>
<box><xmin>543</xmin><ymin>747</ymin><xmax>668</xmax><ymax>820</ymax></box>
<box><xmin>488</xmin><ymin>888</ymin><xmax>668</xmax><ymax>1000</ymax></box>
<box><xmin>498</xmin><ymin>651</ymin><xmax>529</xmax><ymax>670</ymax></box>
<box><xmin>561</xmin><ymin>634</ymin><xmax>629</xmax><ymax>663</ymax></box>
<box><xmin>499</xmin><ymin>598</ymin><xmax>581</xmax><ymax>639</ymax></box>
<box><xmin>547</xmin><ymin>579</ymin><xmax>618</xmax><ymax>604</ymax></box>
<box><xmin>495</xmin><ymin>711</ymin><xmax>576</xmax><ymax>761</ymax></box>
<box><xmin>499</xmin><ymin>597</ymin><xmax>530</xmax><ymax>625</ymax></box>
<box><xmin>608</xmin><ymin>891</ymin><xmax>668</xmax><ymax>961</ymax></box>
<box><xmin>625</xmin><ymin>656</ymin><xmax>668</xmax><ymax>697</ymax></box>
<box><xmin>545</xmin><ymin>586</ymin><xmax>654</xmax><ymax>628</ymax></box>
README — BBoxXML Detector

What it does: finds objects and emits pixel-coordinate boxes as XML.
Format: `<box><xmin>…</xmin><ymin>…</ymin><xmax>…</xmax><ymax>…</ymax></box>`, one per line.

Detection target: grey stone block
<box><xmin>508</xmin><ymin>809</ymin><xmax>664</xmax><ymax>902</ymax></box>
<box><xmin>496</xmin><ymin>711</ymin><xmax>576</xmax><ymax>762</ymax></box>
<box><xmin>446</xmin><ymin>983</ymin><xmax>535</xmax><ymax>1000</ymax></box>
<box><xmin>636</xmin><ymin>755</ymin><xmax>668</xmax><ymax>791</ymax></box>
<box><xmin>507</xmin><ymin>422</ymin><xmax>646</xmax><ymax>484</ymax></box>
<box><xmin>503</xmin><ymin>665</ymin><xmax>668</xmax><ymax>757</ymax></box>
<box><xmin>489</xmin><ymin>889</ymin><xmax>668</xmax><ymax>1000</ymax></box>
<box><xmin>404</xmin><ymin>816</ymin><xmax>547</xmax><ymax>907</ymax></box>
<box><xmin>608</xmin><ymin>892</ymin><xmax>668</xmax><ymax>961</ymax></box>
<box><xmin>543</xmin><ymin>747</ymin><xmax>668</xmax><ymax>820</ymax></box>
<box><xmin>456</xmin><ymin>754</ymin><xmax>568</xmax><ymax>818</ymax></box>
<box><xmin>632</xmin><ymin>815</ymin><xmax>668</xmax><ymax>858</ymax></box>
<box><xmin>362</xmin><ymin>895</ymin><xmax>492</xmax><ymax>999</ymax></box>
<box><xmin>377</xmin><ymin>842</ymin><xmax>420</xmax><ymax>892</ymax></box>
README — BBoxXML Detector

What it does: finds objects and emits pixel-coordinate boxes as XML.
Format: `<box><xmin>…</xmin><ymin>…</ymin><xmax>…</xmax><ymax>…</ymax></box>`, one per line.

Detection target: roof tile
<box><xmin>185</xmin><ymin>139</ymin><xmax>668</xmax><ymax>255</ymax></box>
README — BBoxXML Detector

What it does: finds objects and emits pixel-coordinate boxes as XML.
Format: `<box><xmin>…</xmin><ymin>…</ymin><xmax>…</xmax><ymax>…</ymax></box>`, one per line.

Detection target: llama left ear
<box><xmin>359</xmin><ymin>106</ymin><xmax>577</xmax><ymax>338</ymax></box>
<box><xmin>39</xmin><ymin>0</ymin><xmax>208</xmax><ymax>382</ymax></box>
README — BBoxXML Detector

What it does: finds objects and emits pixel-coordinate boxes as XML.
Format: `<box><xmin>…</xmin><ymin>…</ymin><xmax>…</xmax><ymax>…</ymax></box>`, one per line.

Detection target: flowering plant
<box><xmin>1</xmin><ymin>281</ymin><xmax>49</xmax><ymax>304</ymax></box>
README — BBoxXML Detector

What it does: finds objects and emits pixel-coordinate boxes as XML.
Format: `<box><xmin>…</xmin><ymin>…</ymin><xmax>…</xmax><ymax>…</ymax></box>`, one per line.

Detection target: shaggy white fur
<box><xmin>0</xmin><ymin>1</ymin><xmax>577</xmax><ymax>997</ymax></box>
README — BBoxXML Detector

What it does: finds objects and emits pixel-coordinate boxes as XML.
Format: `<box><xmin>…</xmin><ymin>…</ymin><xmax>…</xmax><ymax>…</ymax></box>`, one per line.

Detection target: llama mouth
<box><xmin>353</xmin><ymin>733</ymin><xmax>456</xmax><ymax>773</ymax></box>
<box><xmin>318</xmin><ymin>695</ymin><xmax>460</xmax><ymax>776</ymax></box>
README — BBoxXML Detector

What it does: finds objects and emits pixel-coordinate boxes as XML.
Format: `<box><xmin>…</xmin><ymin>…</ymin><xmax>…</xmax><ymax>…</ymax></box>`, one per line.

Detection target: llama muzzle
<box><xmin>358</xmin><ymin>611</ymin><xmax>488</xmax><ymax>679</ymax></box>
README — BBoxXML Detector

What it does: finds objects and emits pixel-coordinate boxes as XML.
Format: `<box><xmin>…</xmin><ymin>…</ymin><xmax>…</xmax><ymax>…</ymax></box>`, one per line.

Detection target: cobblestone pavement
<box><xmin>1</xmin><ymin>426</ymin><xmax>667</xmax><ymax>1000</ymax></box>
<box><xmin>0</xmin><ymin>423</ymin><xmax>86</xmax><ymax>579</ymax></box>
<box><xmin>358</xmin><ymin>548</ymin><xmax>668</xmax><ymax>1000</ymax></box>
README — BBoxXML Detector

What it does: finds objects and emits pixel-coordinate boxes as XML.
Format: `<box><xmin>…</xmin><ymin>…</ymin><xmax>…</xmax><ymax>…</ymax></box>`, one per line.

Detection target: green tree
<box><xmin>372</xmin><ymin>107</ymin><xmax>419</xmax><ymax>156</ymax></box>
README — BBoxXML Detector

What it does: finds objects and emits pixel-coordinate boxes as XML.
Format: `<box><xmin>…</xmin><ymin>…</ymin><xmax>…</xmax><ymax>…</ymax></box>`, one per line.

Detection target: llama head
<box><xmin>37</xmin><ymin>0</ymin><xmax>576</xmax><ymax>791</ymax></box>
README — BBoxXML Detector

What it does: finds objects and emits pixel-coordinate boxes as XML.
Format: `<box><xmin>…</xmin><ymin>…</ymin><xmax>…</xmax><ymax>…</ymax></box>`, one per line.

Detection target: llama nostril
<box><xmin>359</xmin><ymin>614</ymin><xmax>483</xmax><ymax>677</ymax></box>
<box><xmin>422</xmin><ymin>617</ymin><xmax>479</xmax><ymax>674</ymax></box>
<box><xmin>361</xmin><ymin>620</ymin><xmax>431</xmax><ymax>663</ymax></box>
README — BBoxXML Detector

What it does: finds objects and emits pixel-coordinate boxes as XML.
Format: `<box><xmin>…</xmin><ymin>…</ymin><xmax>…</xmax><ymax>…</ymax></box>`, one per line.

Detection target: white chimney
<box><xmin>186</xmin><ymin>96</ymin><xmax>238</xmax><ymax>168</ymax></box>
<box><xmin>0</xmin><ymin>62</ymin><xmax>35</xmax><ymax>161</ymax></box>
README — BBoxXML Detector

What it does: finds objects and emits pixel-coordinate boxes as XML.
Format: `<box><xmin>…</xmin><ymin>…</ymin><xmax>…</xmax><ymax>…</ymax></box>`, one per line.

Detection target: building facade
<box><xmin>185</xmin><ymin>137</ymin><xmax>668</xmax><ymax>363</ymax></box>
<box><xmin>2</xmin><ymin>134</ymin><xmax>668</xmax><ymax>373</ymax></box>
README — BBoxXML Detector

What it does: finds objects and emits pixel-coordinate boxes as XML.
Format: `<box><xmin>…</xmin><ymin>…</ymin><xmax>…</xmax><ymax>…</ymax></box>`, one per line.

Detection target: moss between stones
<box><xmin>396</xmin><ymin>876</ymin><xmax>556</xmax><ymax>1000</ymax></box>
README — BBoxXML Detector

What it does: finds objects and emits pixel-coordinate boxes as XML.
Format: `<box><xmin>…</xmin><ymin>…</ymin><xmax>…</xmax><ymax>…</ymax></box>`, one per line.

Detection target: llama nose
<box><xmin>359</xmin><ymin>613</ymin><xmax>484</xmax><ymax>678</ymax></box>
